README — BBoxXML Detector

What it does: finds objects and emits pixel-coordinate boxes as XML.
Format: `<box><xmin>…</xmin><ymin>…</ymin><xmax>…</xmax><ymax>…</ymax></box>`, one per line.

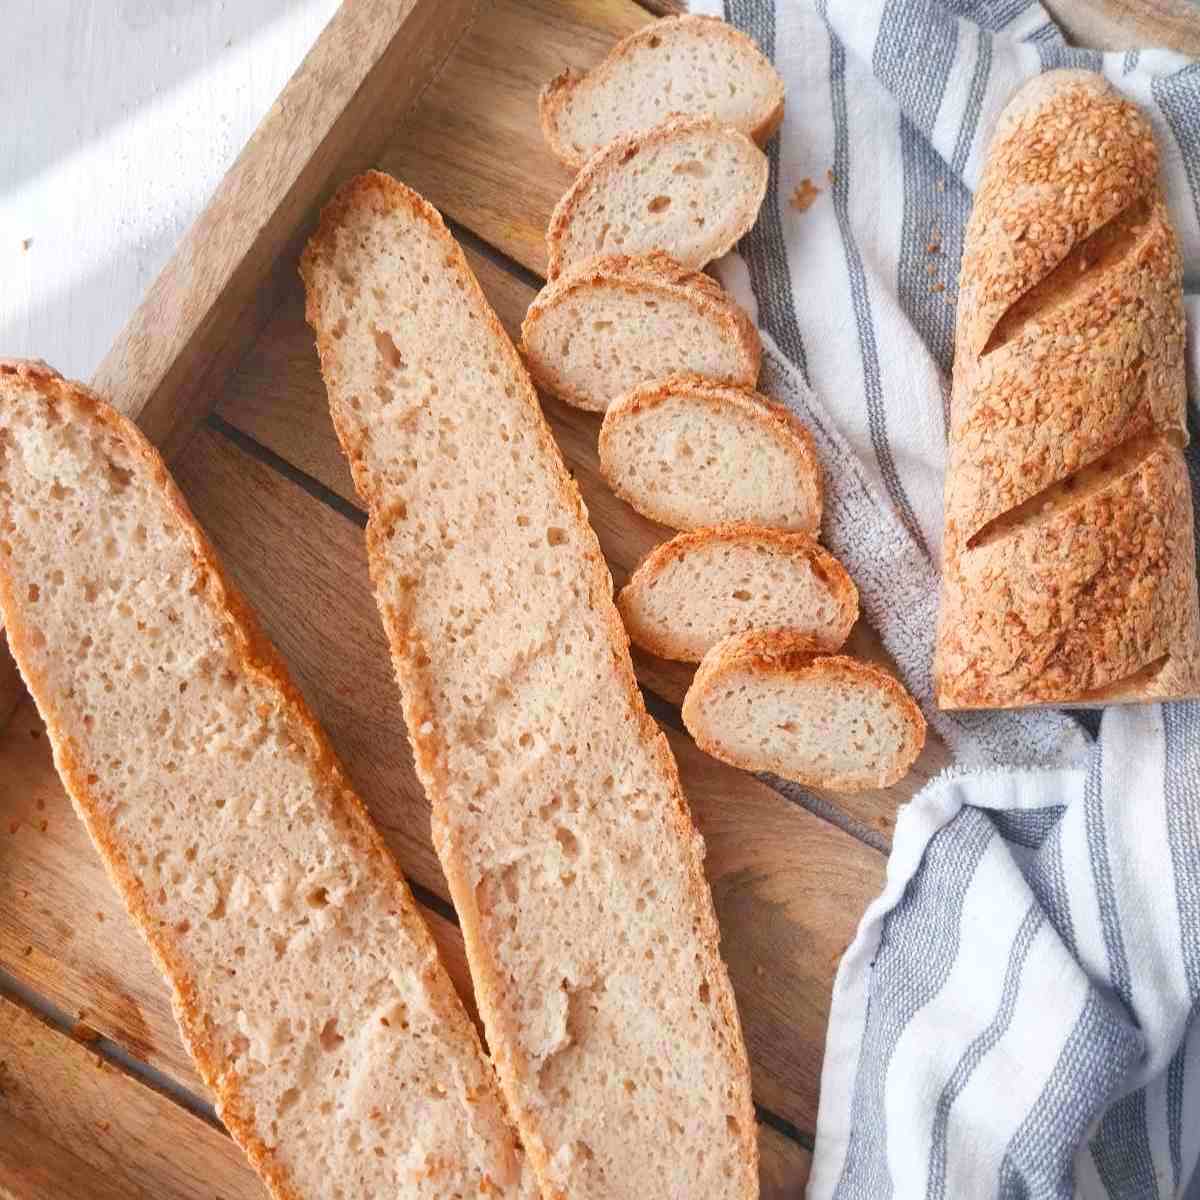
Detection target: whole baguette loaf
<box><xmin>546</xmin><ymin>117</ymin><xmax>768</xmax><ymax>280</ymax></box>
<box><xmin>301</xmin><ymin>173</ymin><xmax>757</xmax><ymax>1200</ymax></box>
<box><xmin>936</xmin><ymin>70</ymin><xmax>1200</xmax><ymax>709</ymax></box>
<box><xmin>0</xmin><ymin>362</ymin><xmax>533</xmax><ymax>1199</ymax></box>
<box><xmin>522</xmin><ymin>252</ymin><xmax>761</xmax><ymax>412</ymax></box>
<box><xmin>539</xmin><ymin>14</ymin><xmax>784</xmax><ymax>169</ymax></box>
<box><xmin>618</xmin><ymin>524</ymin><xmax>857</xmax><ymax>662</ymax></box>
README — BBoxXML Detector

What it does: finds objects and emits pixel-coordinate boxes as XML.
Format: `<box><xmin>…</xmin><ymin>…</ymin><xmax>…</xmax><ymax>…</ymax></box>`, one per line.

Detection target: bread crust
<box><xmin>599</xmin><ymin>372</ymin><xmax>822</xmax><ymax>532</ymax></box>
<box><xmin>301</xmin><ymin>172</ymin><xmax>758</xmax><ymax>1199</ymax></box>
<box><xmin>544</xmin><ymin>116</ymin><xmax>768</xmax><ymax>280</ymax></box>
<box><xmin>538</xmin><ymin>14</ymin><xmax>785</xmax><ymax>170</ymax></box>
<box><xmin>617</xmin><ymin>523</ymin><xmax>857</xmax><ymax>662</ymax></box>
<box><xmin>683</xmin><ymin>629</ymin><xmax>926</xmax><ymax>792</ymax></box>
<box><xmin>936</xmin><ymin>70</ymin><xmax>1200</xmax><ymax>709</ymax></box>
<box><xmin>0</xmin><ymin>360</ymin><xmax>530</xmax><ymax>1200</ymax></box>
<box><xmin>520</xmin><ymin>252</ymin><xmax>761</xmax><ymax>412</ymax></box>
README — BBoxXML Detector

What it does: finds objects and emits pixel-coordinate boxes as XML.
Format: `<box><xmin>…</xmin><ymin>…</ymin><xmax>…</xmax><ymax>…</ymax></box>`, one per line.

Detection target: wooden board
<box><xmin>2</xmin><ymin>0</ymin><xmax>1176</xmax><ymax>1195</ymax></box>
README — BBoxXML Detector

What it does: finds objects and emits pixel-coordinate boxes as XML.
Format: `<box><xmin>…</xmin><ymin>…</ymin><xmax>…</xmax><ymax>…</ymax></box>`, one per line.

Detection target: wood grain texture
<box><xmin>0</xmin><ymin>636</ymin><xmax>21</xmax><ymax>730</ymax></box>
<box><xmin>1047</xmin><ymin>0</ymin><xmax>1200</xmax><ymax>53</ymax></box>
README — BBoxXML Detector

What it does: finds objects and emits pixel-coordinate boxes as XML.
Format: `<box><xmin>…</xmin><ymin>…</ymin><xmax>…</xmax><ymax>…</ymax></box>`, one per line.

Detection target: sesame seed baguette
<box><xmin>539</xmin><ymin>14</ymin><xmax>784</xmax><ymax>170</ymax></box>
<box><xmin>0</xmin><ymin>360</ymin><xmax>535</xmax><ymax>1200</ymax></box>
<box><xmin>301</xmin><ymin>173</ymin><xmax>757</xmax><ymax>1200</ymax></box>
<box><xmin>936</xmin><ymin>70</ymin><xmax>1200</xmax><ymax>709</ymax></box>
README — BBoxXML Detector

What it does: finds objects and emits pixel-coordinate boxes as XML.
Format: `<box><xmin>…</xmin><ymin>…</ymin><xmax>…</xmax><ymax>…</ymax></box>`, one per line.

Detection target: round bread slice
<box><xmin>682</xmin><ymin>630</ymin><xmax>926</xmax><ymax>792</ymax></box>
<box><xmin>545</xmin><ymin>116</ymin><xmax>768</xmax><ymax>280</ymax></box>
<box><xmin>521</xmin><ymin>252</ymin><xmax>761</xmax><ymax>412</ymax></box>
<box><xmin>618</xmin><ymin>525</ymin><xmax>857</xmax><ymax>662</ymax></box>
<box><xmin>539</xmin><ymin>15</ymin><xmax>785</xmax><ymax>170</ymax></box>
<box><xmin>599</xmin><ymin>374</ymin><xmax>822</xmax><ymax>532</ymax></box>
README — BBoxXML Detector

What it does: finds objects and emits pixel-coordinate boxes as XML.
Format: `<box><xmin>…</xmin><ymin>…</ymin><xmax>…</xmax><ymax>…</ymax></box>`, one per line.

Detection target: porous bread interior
<box><xmin>550</xmin><ymin>121</ymin><xmax>766</xmax><ymax>276</ymax></box>
<box><xmin>621</xmin><ymin>532</ymin><xmax>852</xmax><ymax>661</ymax></box>
<box><xmin>524</xmin><ymin>276</ymin><xmax>755</xmax><ymax>412</ymax></box>
<box><xmin>603</xmin><ymin>383</ymin><xmax>820</xmax><ymax>530</ymax></box>
<box><xmin>301</xmin><ymin>175</ymin><xmax>757</xmax><ymax>1200</ymax></box>
<box><xmin>545</xmin><ymin>16</ymin><xmax>782</xmax><ymax>165</ymax></box>
<box><xmin>0</xmin><ymin>368</ymin><xmax>532</xmax><ymax>1200</ymax></box>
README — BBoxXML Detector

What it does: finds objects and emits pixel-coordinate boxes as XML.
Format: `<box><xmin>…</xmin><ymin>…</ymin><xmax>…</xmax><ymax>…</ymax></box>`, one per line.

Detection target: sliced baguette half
<box><xmin>600</xmin><ymin>373</ymin><xmax>822</xmax><ymax>532</ymax></box>
<box><xmin>540</xmin><ymin>15</ymin><xmax>785</xmax><ymax>170</ymax></box>
<box><xmin>545</xmin><ymin>116</ymin><xmax>768</xmax><ymax>279</ymax></box>
<box><xmin>0</xmin><ymin>361</ymin><xmax>534</xmax><ymax>1200</ymax></box>
<box><xmin>683</xmin><ymin>630</ymin><xmax>926</xmax><ymax>793</ymax></box>
<box><xmin>521</xmin><ymin>252</ymin><xmax>760</xmax><ymax>412</ymax></box>
<box><xmin>618</xmin><ymin>525</ymin><xmax>857</xmax><ymax>662</ymax></box>
<box><xmin>301</xmin><ymin>173</ymin><xmax>757</xmax><ymax>1200</ymax></box>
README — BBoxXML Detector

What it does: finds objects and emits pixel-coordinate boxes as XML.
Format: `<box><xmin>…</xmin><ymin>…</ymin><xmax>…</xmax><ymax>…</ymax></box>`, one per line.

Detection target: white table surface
<box><xmin>2</xmin><ymin>0</ymin><xmax>341</xmax><ymax>383</ymax></box>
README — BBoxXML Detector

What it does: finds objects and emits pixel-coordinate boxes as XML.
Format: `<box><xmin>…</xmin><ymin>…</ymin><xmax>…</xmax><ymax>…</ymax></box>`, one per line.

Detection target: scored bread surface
<box><xmin>546</xmin><ymin>116</ymin><xmax>768</xmax><ymax>279</ymax></box>
<box><xmin>521</xmin><ymin>252</ymin><xmax>761</xmax><ymax>412</ymax></box>
<box><xmin>539</xmin><ymin>14</ymin><xmax>785</xmax><ymax>169</ymax></box>
<box><xmin>683</xmin><ymin>629</ymin><xmax>926</xmax><ymax>793</ymax></box>
<box><xmin>0</xmin><ymin>361</ymin><xmax>534</xmax><ymax>1200</ymax></box>
<box><xmin>599</xmin><ymin>373</ymin><xmax>822</xmax><ymax>532</ymax></box>
<box><xmin>936</xmin><ymin>70</ymin><xmax>1200</xmax><ymax>708</ymax></box>
<box><xmin>618</xmin><ymin>524</ymin><xmax>857</xmax><ymax>662</ymax></box>
<box><xmin>301</xmin><ymin>173</ymin><xmax>757</xmax><ymax>1200</ymax></box>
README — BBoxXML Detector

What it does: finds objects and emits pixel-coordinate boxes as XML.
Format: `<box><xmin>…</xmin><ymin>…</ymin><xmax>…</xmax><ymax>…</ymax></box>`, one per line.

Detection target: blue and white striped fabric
<box><xmin>685</xmin><ymin>0</ymin><xmax>1200</xmax><ymax>1194</ymax></box>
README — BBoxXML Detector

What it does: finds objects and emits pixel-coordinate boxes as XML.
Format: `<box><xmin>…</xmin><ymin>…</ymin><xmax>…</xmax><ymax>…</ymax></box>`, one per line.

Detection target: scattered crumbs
<box><xmin>39</xmin><ymin>819</ymin><xmax>48</xmax><ymax>833</ymax></box>
<box><xmin>96</xmin><ymin>1119</ymin><xmax>112</xmax><ymax>1133</ymax></box>
<box><xmin>96</xmin><ymin>911</ymin><xmax>105</xmax><ymax>923</ymax></box>
<box><xmin>935</xmin><ymin>178</ymin><xmax>946</xmax><ymax>192</ymax></box>
<box><xmin>791</xmin><ymin>178</ymin><xmax>821</xmax><ymax>212</ymax></box>
<box><xmin>21</xmin><ymin>945</ymin><xmax>32</xmax><ymax>958</ymax></box>
<box><xmin>927</xmin><ymin>240</ymin><xmax>942</xmax><ymax>254</ymax></box>
<box><xmin>19</xmin><ymin>237</ymin><xmax>32</xmax><ymax>252</ymax></box>
<box><xmin>8</xmin><ymin>822</ymin><xmax>17</xmax><ymax>835</ymax></box>
<box><xmin>926</xmin><ymin>263</ymin><xmax>938</xmax><ymax>276</ymax></box>
<box><xmin>30</xmin><ymin>728</ymin><xmax>40</xmax><ymax>739</ymax></box>
<box><xmin>73</xmin><ymin>1023</ymin><xmax>101</xmax><ymax>1044</ymax></box>
<box><xmin>826</xmin><ymin>167</ymin><xmax>836</xmax><ymax>185</ymax></box>
<box><xmin>36</xmin><ymin>798</ymin><xmax>45</xmax><ymax>811</ymax></box>
<box><xmin>754</xmin><ymin>964</ymin><xmax>766</xmax><ymax>978</ymax></box>
<box><xmin>930</xmin><ymin>282</ymin><xmax>946</xmax><ymax>293</ymax></box>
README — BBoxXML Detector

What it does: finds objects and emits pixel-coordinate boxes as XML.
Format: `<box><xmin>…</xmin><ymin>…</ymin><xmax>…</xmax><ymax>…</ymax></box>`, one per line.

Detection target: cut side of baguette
<box><xmin>521</xmin><ymin>252</ymin><xmax>761</xmax><ymax>413</ymax></box>
<box><xmin>618</xmin><ymin>525</ymin><xmax>857</xmax><ymax>663</ymax></box>
<box><xmin>545</xmin><ymin>116</ymin><xmax>768</xmax><ymax>280</ymax></box>
<box><xmin>600</xmin><ymin>373</ymin><xmax>822</xmax><ymax>532</ymax></box>
<box><xmin>683</xmin><ymin>630</ymin><xmax>926</xmax><ymax>793</ymax></box>
<box><xmin>0</xmin><ymin>361</ymin><xmax>533</xmax><ymax>1200</ymax></box>
<box><xmin>540</xmin><ymin>15</ymin><xmax>785</xmax><ymax>170</ymax></box>
<box><xmin>301</xmin><ymin>173</ymin><xmax>757</xmax><ymax>1200</ymax></box>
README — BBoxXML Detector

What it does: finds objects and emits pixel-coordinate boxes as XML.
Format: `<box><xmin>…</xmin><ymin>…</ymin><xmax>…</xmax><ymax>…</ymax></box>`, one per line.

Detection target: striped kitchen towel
<box><xmin>686</xmin><ymin>0</ymin><xmax>1200</xmax><ymax>1195</ymax></box>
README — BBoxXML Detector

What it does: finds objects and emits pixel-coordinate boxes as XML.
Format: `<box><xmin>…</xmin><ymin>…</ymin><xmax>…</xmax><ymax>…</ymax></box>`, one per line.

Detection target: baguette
<box><xmin>545</xmin><ymin>116</ymin><xmax>768</xmax><ymax>280</ymax></box>
<box><xmin>0</xmin><ymin>362</ymin><xmax>534</xmax><ymax>1199</ymax></box>
<box><xmin>599</xmin><ymin>373</ymin><xmax>822</xmax><ymax>532</ymax></box>
<box><xmin>301</xmin><ymin>173</ymin><xmax>757</xmax><ymax>1200</ymax></box>
<box><xmin>539</xmin><ymin>14</ymin><xmax>785</xmax><ymax>170</ymax></box>
<box><xmin>521</xmin><ymin>252</ymin><xmax>761</xmax><ymax>413</ymax></box>
<box><xmin>683</xmin><ymin>630</ymin><xmax>926</xmax><ymax>793</ymax></box>
<box><xmin>618</xmin><ymin>524</ymin><xmax>857</xmax><ymax>662</ymax></box>
<box><xmin>936</xmin><ymin>70</ymin><xmax>1200</xmax><ymax>709</ymax></box>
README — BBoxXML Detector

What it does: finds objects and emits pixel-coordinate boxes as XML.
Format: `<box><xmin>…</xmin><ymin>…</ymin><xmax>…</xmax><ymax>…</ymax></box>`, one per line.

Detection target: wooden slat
<box><xmin>0</xmin><ymin>995</ymin><xmax>261</xmax><ymax>1200</ymax></box>
<box><xmin>214</xmin><ymin>247</ymin><xmax>944</xmax><ymax>842</ymax></box>
<box><xmin>1047</xmin><ymin>0</ymin><xmax>1200</xmax><ymax>53</ymax></box>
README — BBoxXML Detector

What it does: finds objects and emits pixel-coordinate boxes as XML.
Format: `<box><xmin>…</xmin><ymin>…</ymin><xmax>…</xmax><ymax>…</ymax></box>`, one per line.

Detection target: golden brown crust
<box><xmin>0</xmin><ymin>359</ymin><xmax>517</xmax><ymax>1200</ymax></box>
<box><xmin>683</xmin><ymin>629</ymin><xmax>926</xmax><ymax>792</ymax></box>
<box><xmin>302</xmin><ymin>171</ymin><xmax>758</xmax><ymax>1198</ymax></box>
<box><xmin>598</xmin><ymin>372</ymin><xmax>822</xmax><ymax>531</ymax></box>
<box><xmin>538</xmin><ymin>15</ymin><xmax>785</xmax><ymax>170</ymax></box>
<box><xmin>617</xmin><ymin>523</ymin><xmax>857</xmax><ymax>661</ymax></box>
<box><xmin>936</xmin><ymin>71</ymin><xmax>1200</xmax><ymax>710</ymax></box>
<box><xmin>520</xmin><ymin>252</ymin><xmax>761</xmax><ymax>412</ymax></box>
<box><xmin>544</xmin><ymin>116</ymin><xmax>767</xmax><ymax>280</ymax></box>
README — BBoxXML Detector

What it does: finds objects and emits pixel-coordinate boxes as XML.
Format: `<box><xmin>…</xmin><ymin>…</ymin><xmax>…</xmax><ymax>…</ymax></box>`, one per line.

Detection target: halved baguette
<box><xmin>599</xmin><ymin>373</ymin><xmax>822</xmax><ymax>532</ymax></box>
<box><xmin>540</xmin><ymin>15</ymin><xmax>785</xmax><ymax>170</ymax></box>
<box><xmin>683</xmin><ymin>630</ymin><xmax>926</xmax><ymax>793</ymax></box>
<box><xmin>301</xmin><ymin>173</ymin><xmax>757</xmax><ymax>1200</ymax></box>
<box><xmin>545</xmin><ymin>116</ymin><xmax>768</xmax><ymax>280</ymax></box>
<box><xmin>521</xmin><ymin>252</ymin><xmax>760</xmax><ymax>413</ymax></box>
<box><xmin>0</xmin><ymin>361</ymin><xmax>533</xmax><ymax>1200</ymax></box>
<box><xmin>618</xmin><ymin>524</ymin><xmax>857</xmax><ymax>662</ymax></box>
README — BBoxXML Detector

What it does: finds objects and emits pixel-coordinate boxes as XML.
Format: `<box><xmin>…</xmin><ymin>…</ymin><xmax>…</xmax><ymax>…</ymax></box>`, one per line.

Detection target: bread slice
<box><xmin>599</xmin><ymin>373</ymin><xmax>822</xmax><ymax>532</ymax></box>
<box><xmin>545</xmin><ymin>116</ymin><xmax>768</xmax><ymax>279</ymax></box>
<box><xmin>521</xmin><ymin>252</ymin><xmax>761</xmax><ymax>413</ymax></box>
<box><xmin>539</xmin><ymin>15</ymin><xmax>785</xmax><ymax>170</ymax></box>
<box><xmin>683</xmin><ymin>630</ymin><xmax>926</xmax><ymax>793</ymax></box>
<box><xmin>301</xmin><ymin>173</ymin><xmax>757</xmax><ymax>1199</ymax></box>
<box><xmin>618</xmin><ymin>525</ymin><xmax>857</xmax><ymax>663</ymax></box>
<box><xmin>0</xmin><ymin>361</ymin><xmax>534</xmax><ymax>1200</ymax></box>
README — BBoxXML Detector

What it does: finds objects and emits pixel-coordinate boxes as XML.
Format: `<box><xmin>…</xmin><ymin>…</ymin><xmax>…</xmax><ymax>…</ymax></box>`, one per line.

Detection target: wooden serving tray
<box><xmin>0</xmin><ymin>1</ymin><xmax>1187</xmax><ymax>1196</ymax></box>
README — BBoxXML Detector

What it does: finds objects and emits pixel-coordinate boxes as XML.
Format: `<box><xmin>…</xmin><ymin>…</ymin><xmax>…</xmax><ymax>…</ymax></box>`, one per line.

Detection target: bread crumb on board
<box><xmin>791</xmin><ymin>178</ymin><xmax>821</xmax><ymax>211</ymax></box>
